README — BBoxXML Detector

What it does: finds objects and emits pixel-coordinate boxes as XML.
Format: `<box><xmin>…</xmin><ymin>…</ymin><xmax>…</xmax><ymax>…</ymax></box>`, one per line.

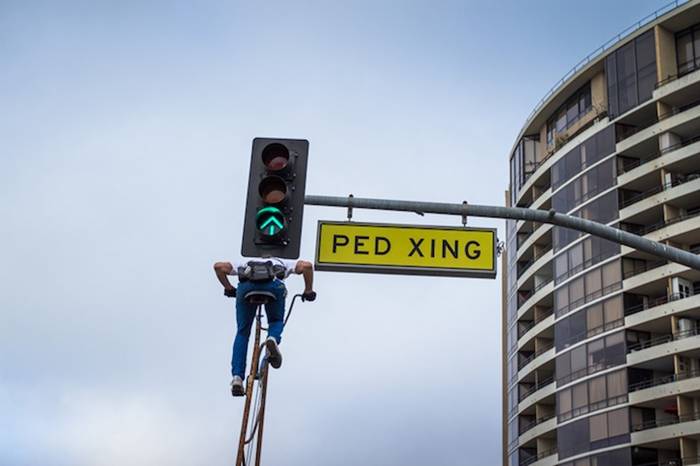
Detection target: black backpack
<box><xmin>237</xmin><ymin>260</ymin><xmax>286</xmax><ymax>282</ymax></box>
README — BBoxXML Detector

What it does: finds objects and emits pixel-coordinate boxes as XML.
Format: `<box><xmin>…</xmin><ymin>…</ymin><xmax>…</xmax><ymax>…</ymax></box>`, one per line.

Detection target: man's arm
<box><xmin>213</xmin><ymin>262</ymin><xmax>236</xmax><ymax>291</ymax></box>
<box><xmin>294</xmin><ymin>260</ymin><xmax>314</xmax><ymax>294</ymax></box>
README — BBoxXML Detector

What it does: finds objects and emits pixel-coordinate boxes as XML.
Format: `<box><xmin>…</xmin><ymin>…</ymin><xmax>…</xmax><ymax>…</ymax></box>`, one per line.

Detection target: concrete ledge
<box><xmin>518</xmin><ymin>379</ymin><xmax>556</xmax><ymax>413</ymax></box>
<box><xmin>618</xmin><ymin>105</ymin><xmax>700</xmax><ymax>156</ymax></box>
<box><xmin>518</xmin><ymin>314</ymin><xmax>555</xmax><ymax>352</ymax></box>
<box><xmin>654</xmin><ymin>68</ymin><xmax>700</xmax><ymax>100</ymax></box>
<box><xmin>632</xmin><ymin>419</ymin><xmax>700</xmax><ymax>445</ymax></box>
<box><xmin>626</xmin><ymin>294</ymin><xmax>700</xmax><ymax>328</ymax></box>
<box><xmin>618</xmin><ymin>140</ymin><xmax>700</xmax><ymax>187</ymax></box>
<box><xmin>619</xmin><ymin>177</ymin><xmax>700</xmax><ymax>221</ymax></box>
<box><xmin>627</xmin><ymin>334</ymin><xmax>700</xmax><ymax>366</ymax></box>
<box><xmin>517</xmin><ymin>249</ymin><xmax>554</xmax><ymax>290</ymax></box>
<box><xmin>519</xmin><ymin>416</ymin><xmax>557</xmax><ymax>445</ymax></box>
<box><xmin>630</xmin><ymin>376</ymin><xmax>700</xmax><ymax>405</ymax></box>
<box><xmin>517</xmin><ymin>224</ymin><xmax>553</xmax><ymax>262</ymax></box>
<box><xmin>518</xmin><ymin>347</ymin><xmax>555</xmax><ymax>381</ymax></box>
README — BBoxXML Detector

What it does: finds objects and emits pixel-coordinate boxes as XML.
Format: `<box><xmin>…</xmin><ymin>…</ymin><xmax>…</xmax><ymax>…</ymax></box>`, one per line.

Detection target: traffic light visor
<box><xmin>261</xmin><ymin>143</ymin><xmax>289</xmax><ymax>171</ymax></box>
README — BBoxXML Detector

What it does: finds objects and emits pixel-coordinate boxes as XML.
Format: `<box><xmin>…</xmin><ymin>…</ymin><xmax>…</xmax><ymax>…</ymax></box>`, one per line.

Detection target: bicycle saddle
<box><xmin>244</xmin><ymin>290</ymin><xmax>277</xmax><ymax>305</ymax></box>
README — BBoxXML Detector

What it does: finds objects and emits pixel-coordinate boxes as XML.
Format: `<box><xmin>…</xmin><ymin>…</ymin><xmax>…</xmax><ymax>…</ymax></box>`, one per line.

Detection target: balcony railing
<box><xmin>556</xmin><ymin>317</ymin><xmax>625</xmax><ymax>351</ymax></box>
<box><xmin>623</xmin><ymin>258</ymin><xmax>668</xmax><ymax>279</ymax></box>
<box><xmin>620</xmin><ymin>206</ymin><xmax>700</xmax><ymax>237</ymax></box>
<box><xmin>518</xmin><ymin>279</ymin><xmax>554</xmax><ymax>310</ymax></box>
<box><xmin>519</xmin><ymin>412</ymin><xmax>555</xmax><ymax>435</ymax></box>
<box><xmin>555</xmin><ymin>282</ymin><xmax>622</xmax><ymax>318</ymax></box>
<box><xmin>518</xmin><ymin>307</ymin><xmax>554</xmax><ymax>337</ymax></box>
<box><xmin>633</xmin><ymin>458</ymin><xmax>700</xmax><ymax>466</ymax></box>
<box><xmin>618</xmin><ymin>133</ymin><xmax>700</xmax><ymax>175</ymax></box>
<box><xmin>629</xmin><ymin>368</ymin><xmax>700</xmax><ymax>392</ymax></box>
<box><xmin>631</xmin><ymin>410</ymin><xmax>700</xmax><ymax>432</ymax></box>
<box><xmin>518</xmin><ymin>375</ymin><xmax>555</xmax><ymax>402</ymax></box>
<box><xmin>518</xmin><ymin>341</ymin><xmax>555</xmax><ymax>370</ymax></box>
<box><xmin>521</xmin><ymin>0</ymin><xmax>687</xmax><ymax>131</ymax></box>
<box><xmin>519</xmin><ymin>448</ymin><xmax>558</xmax><ymax>466</ymax></box>
<box><xmin>627</xmin><ymin>325</ymin><xmax>700</xmax><ymax>353</ymax></box>
<box><xmin>555</xmin><ymin>251</ymin><xmax>620</xmax><ymax>285</ymax></box>
<box><xmin>616</xmin><ymin>96</ymin><xmax>700</xmax><ymax>143</ymax></box>
<box><xmin>624</xmin><ymin>285</ymin><xmax>700</xmax><ymax>317</ymax></box>
<box><xmin>620</xmin><ymin>174</ymin><xmax>700</xmax><ymax>210</ymax></box>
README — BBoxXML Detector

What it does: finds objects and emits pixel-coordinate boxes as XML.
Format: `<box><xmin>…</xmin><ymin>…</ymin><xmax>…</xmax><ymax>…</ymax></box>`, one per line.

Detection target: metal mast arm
<box><xmin>304</xmin><ymin>194</ymin><xmax>700</xmax><ymax>272</ymax></box>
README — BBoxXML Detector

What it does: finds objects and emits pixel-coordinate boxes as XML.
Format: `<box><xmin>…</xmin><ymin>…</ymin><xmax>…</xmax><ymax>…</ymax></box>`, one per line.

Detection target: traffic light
<box><xmin>241</xmin><ymin>138</ymin><xmax>310</xmax><ymax>259</ymax></box>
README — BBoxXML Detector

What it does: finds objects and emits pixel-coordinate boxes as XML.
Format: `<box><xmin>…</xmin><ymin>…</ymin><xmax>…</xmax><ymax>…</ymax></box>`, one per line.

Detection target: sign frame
<box><xmin>314</xmin><ymin>220</ymin><xmax>497</xmax><ymax>278</ymax></box>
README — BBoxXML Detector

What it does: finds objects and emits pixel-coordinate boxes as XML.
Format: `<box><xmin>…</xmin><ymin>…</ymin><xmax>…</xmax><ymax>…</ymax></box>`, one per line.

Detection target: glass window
<box><xmin>567</xmin><ymin>99</ymin><xmax>580</xmax><ymax>124</ymax></box>
<box><xmin>587</xmin><ymin>338</ymin><xmax>606</xmax><ymax>368</ymax></box>
<box><xmin>569</xmin><ymin>277</ymin><xmax>585</xmax><ymax>308</ymax></box>
<box><xmin>589</xmin><ymin>412</ymin><xmax>608</xmax><ymax>442</ymax></box>
<box><xmin>602</xmin><ymin>260</ymin><xmax>621</xmax><ymax>287</ymax></box>
<box><xmin>636</xmin><ymin>30</ymin><xmax>656</xmax><ymax>68</ymax></box>
<box><xmin>605</xmin><ymin>331</ymin><xmax>626</xmax><ymax>365</ymax></box>
<box><xmin>555</xmin><ymin>253</ymin><xmax>568</xmax><ymax>282</ymax></box>
<box><xmin>585</xmin><ymin>268</ymin><xmax>602</xmax><ymax>298</ymax></box>
<box><xmin>573</xmin><ymin>382</ymin><xmax>588</xmax><ymax>410</ymax></box>
<box><xmin>607</xmin><ymin>370</ymin><xmax>627</xmax><ymax>398</ymax></box>
<box><xmin>695</xmin><ymin>28</ymin><xmax>700</xmax><ymax>69</ymax></box>
<box><xmin>587</xmin><ymin>303</ymin><xmax>604</xmax><ymax>332</ymax></box>
<box><xmin>570</xmin><ymin>244</ymin><xmax>584</xmax><ymax>273</ymax></box>
<box><xmin>604</xmin><ymin>295</ymin><xmax>623</xmax><ymax>325</ymax></box>
<box><xmin>559</xmin><ymin>387</ymin><xmax>572</xmax><ymax>415</ymax></box>
<box><xmin>557</xmin><ymin>352</ymin><xmax>572</xmax><ymax>381</ymax></box>
<box><xmin>678</xmin><ymin>31</ymin><xmax>694</xmax><ymax>73</ymax></box>
<box><xmin>606</xmin><ymin>31</ymin><xmax>656</xmax><ymax>117</ymax></box>
<box><xmin>606</xmin><ymin>54</ymin><xmax>619</xmax><ymax>118</ymax></box>
<box><xmin>556</xmin><ymin>286</ymin><xmax>569</xmax><ymax>312</ymax></box>
<box><xmin>572</xmin><ymin>345</ymin><xmax>587</xmax><ymax>374</ymax></box>
<box><xmin>556</xmin><ymin>111</ymin><xmax>567</xmax><ymax>132</ymax></box>
<box><xmin>589</xmin><ymin>375</ymin><xmax>606</xmax><ymax>404</ymax></box>
<box><xmin>607</xmin><ymin>408</ymin><xmax>629</xmax><ymax>437</ymax></box>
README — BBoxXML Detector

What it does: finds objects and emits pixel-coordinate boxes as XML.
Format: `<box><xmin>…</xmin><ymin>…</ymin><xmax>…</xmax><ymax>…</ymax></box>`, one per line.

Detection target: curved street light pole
<box><xmin>305</xmin><ymin>194</ymin><xmax>700</xmax><ymax>272</ymax></box>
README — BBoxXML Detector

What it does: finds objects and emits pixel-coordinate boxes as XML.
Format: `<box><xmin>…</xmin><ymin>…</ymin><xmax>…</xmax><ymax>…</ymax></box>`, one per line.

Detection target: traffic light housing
<box><xmin>241</xmin><ymin>138</ymin><xmax>310</xmax><ymax>259</ymax></box>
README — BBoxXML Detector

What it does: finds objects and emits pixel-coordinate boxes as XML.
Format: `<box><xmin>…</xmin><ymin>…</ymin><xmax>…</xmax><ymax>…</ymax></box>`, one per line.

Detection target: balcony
<box><xmin>520</xmin><ymin>448</ymin><xmax>557</xmax><ymax>466</ymax></box>
<box><xmin>632</xmin><ymin>410</ymin><xmax>700</xmax><ymax>432</ymax></box>
<box><xmin>624</xmin><ymin>284</ymin><xmax>700</xmax><ymax>318</ymax></box>
<box><xmin>518</xmin><ymin>341</ymin><xmax>555</xmax><ymax>371</ymax></box>
<box><xmin>617</xmin><ymin>136</ymin><xmax>700</xmax><ymax>176</ymax></box>
<box><xmin>628</xmin><ymin>325</ymin><xmax>700</xmax><ymax>353</ymax></box>
<box><xmin>616</xmin><ymin>96</ymin><xmax>700</xmax><ymax>149</ymax></box>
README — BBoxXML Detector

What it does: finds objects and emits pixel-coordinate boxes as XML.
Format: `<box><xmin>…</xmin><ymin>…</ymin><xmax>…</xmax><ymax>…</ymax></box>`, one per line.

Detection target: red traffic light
<box><xmin>262</xmin><ymin>143</ymin><xmax>290</xmax><ymax>172</ymax></box>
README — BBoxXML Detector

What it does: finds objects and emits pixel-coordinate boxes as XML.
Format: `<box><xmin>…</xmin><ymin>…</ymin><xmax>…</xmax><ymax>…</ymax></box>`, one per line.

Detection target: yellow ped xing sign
<box><xmin>315</xmin><ymin>221</ymin><xmax>497</xmax><ymax>278</ymax></box>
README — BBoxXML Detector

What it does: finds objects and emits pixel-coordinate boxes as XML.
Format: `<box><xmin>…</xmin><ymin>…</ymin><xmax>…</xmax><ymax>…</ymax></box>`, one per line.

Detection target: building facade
<box><xmin>503</xmin><ymin>2</ymin><xmax>700</xmax><ymax>465</ymax></box>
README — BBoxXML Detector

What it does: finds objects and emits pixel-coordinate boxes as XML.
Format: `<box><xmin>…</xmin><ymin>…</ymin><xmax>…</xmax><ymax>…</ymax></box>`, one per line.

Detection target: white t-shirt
<box><xmin>227</xmin><ymin>257</ymin><xmax>299</xmax><ymax>280</ymax></box>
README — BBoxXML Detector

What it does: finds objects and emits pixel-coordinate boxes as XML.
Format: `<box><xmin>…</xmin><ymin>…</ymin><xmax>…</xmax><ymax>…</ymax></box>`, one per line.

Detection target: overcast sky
<box><xmin>1</xmin><ymin>1</ymin><xmax>671</xmax><ymax>465</ymax></box>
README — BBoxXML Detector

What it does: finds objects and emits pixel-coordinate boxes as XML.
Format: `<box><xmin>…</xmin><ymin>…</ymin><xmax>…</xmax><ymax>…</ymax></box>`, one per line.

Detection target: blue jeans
<box><xmin>231</xmin><ymin>279</ymin><xmax>286</xmax><ymax>378</ymax></box>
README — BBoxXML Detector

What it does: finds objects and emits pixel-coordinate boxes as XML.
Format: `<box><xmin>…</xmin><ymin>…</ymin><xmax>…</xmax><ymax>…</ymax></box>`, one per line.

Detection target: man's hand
<box><xmin>301</xmin><ymin>290</ymin><xmax>316</xmax><ymax>302</ymax></box>
<box><xmin>224</xmin><ymin>287</ymin><xmax>237</xmax><ymax>298</ymax></box>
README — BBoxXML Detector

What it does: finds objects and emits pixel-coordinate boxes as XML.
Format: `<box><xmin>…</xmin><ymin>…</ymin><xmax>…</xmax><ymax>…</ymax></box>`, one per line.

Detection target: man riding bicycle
<box><xmin>213</xmin><ymin>257</ymin><xmax>316</xmax><ymax>396</ymax></box>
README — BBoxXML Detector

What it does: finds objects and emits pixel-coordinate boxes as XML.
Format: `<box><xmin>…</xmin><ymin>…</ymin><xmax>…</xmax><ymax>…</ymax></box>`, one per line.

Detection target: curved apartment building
<box><xmin>503</xmin><ymin>2</ymin><xmax>700</xmax><ymax>466</ymax></box>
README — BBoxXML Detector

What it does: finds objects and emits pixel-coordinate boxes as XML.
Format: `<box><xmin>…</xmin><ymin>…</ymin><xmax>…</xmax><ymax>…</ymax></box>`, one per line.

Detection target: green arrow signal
<box><xmin>256</xmin><ymin>206</ymin><xmax>285</xmax><ymax>237</ymax></box>
<box><xmin>260</xmin><ymin>215</ymin><xmax>283</xmax><ymax>234</ymax></box>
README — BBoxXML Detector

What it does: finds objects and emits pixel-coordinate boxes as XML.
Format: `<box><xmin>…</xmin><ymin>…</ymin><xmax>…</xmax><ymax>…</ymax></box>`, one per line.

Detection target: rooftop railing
<box><xmin>520</xmin><ymin>0</ymin><xmax>688</xmax><ymax>132</ymax></box>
